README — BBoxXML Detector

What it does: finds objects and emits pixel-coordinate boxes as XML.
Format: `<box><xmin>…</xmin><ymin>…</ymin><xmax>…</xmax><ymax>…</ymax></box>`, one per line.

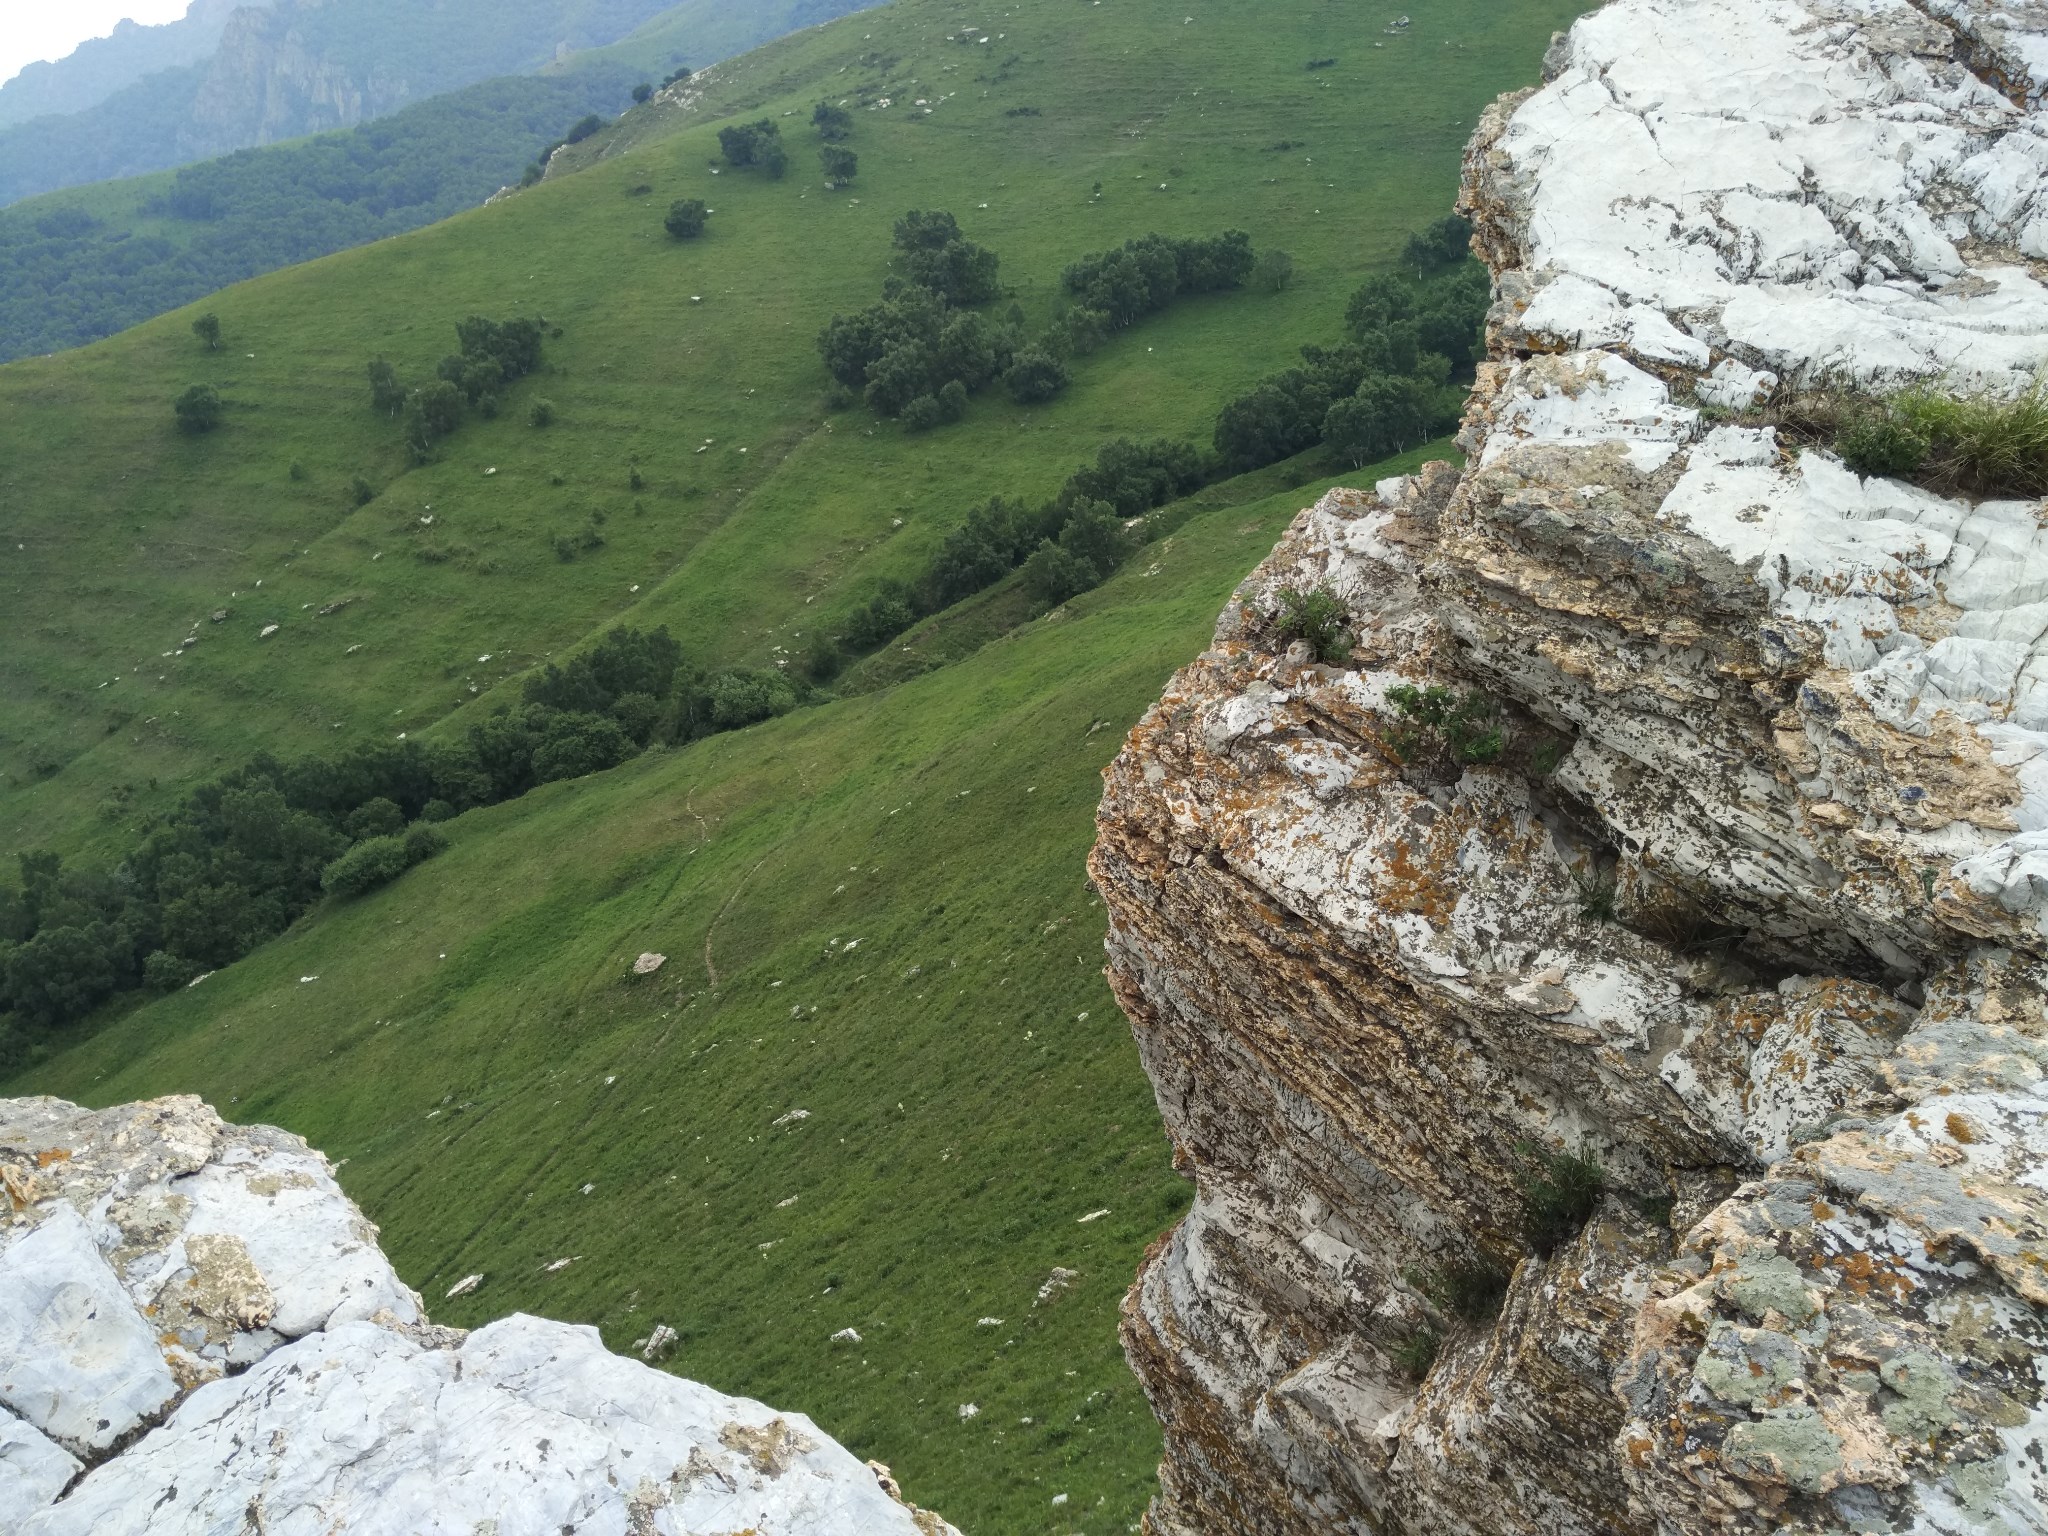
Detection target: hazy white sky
<box><xmin>0</xmin><ymin>0</ymin><xmax>192</xmax><ymax>88</ymax></box>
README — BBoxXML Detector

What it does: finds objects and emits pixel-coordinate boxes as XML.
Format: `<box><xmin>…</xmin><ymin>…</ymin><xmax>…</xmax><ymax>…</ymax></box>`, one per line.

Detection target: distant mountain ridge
<box><xmin>0</xmin><ymin>0</ymin><xmax>253</xmax><ymax>129</ymax></box>
<box><xmin>0</xmin><ymin>0</ymin><xmax>685</xmax><ymax>207</ymax></box>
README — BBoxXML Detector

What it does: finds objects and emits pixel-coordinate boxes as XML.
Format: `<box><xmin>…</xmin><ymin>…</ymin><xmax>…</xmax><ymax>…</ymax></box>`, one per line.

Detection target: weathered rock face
<box><xmin>1</xmin><ymin>1095</ymin><xmax>956</xmax><ymax>1536</ymax></box>
<box><xmin>1092</xmin><ymin>2</ymin><xmax>2048</xmax><ymax>1532</ymax></box>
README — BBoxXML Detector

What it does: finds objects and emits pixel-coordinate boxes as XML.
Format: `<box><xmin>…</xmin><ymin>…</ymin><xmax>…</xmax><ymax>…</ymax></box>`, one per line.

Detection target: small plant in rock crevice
<box><xmin>1569</xmin><ymin>866</ymin><xmax>1618</xmax><ymax>922</ymax></box>
<box><xmin>1516</xmin><ymin>1141</ymin><xmax>1605</xmax><ymax>1255</ymax></box>
<box><xmin>1392</xmin><ymin>1327</ymin><xmax>1440</xmax><ymax>1381</ymax></box>
<box><xmin>1411</xmin><ymin>1255</ymin><xmax>1510</xmax><ymax>1324</ymax></box>
<box><xmin>1271</xmin><ymin>583</ymin><xmax>1352</xmax><ymax>663</ymax></box>
<box><xmin>1384</xmin><ymin>683</ymin><xmax>1504</xmax><ymax>764</ymax></box>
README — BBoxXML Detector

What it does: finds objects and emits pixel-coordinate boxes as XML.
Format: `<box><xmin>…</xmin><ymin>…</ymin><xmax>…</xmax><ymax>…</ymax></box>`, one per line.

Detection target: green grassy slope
<box><xmin>13</xmin><ymin>453</ymin><xmax>1439</xmax><ymax>1531</ymax></box>
<box><xmin>0</xmin><ymin>0</ymin><xmax>877</xmax><ymax>363</ymax></box>
<box><xmin>1</xmin><ymin>0</ymin><xmax>1586</xmax><ymax>1527</ymax></box>
<box><xmin>0</xmin><ymin>0</ymin><xmax>1572</xmax><ymax>860</ymax></box>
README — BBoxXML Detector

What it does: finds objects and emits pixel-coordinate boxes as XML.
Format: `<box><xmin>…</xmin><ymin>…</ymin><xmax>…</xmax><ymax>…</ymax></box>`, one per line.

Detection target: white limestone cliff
<box><xmin>1092</xmin><ymin>0</ymin><xmax>2048</xmax><ymax>1531</ymax></box>
<box><xmin>0</xmin><ymin>1095</ymin><xmax>957</xmax><ymax>1535</ymax></box>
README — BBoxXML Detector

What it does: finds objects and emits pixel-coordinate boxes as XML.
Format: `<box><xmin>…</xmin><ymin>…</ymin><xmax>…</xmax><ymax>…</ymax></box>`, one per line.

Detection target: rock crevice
<box><xmin>1092</xmin><ymin>1</ymin><xmax>2048</xmax><ymax>1531</ymax></box>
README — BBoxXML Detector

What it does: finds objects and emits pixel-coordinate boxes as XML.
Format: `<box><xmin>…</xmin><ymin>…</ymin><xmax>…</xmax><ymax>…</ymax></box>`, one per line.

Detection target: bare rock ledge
<box><xmin>0</xmin><ymin>1094</ymin><xmax>957</xmax><ymax>1535</ymax></box>
<box><xmin>1092</xmin><ymin>0</ymin><xmax>2048</xmax><ymax>1532</ymax></box>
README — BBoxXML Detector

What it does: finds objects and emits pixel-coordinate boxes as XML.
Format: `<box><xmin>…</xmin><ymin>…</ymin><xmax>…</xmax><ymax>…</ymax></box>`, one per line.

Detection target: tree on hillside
<box><xmin>192</xmin><ymin>312</ymin><xmax>221</xmax><ymax>350</ymax></box>
<box><xmin>893</xmin><ymin>209</ymin><xmax>1001</xmax><ymax>305</ymax></box>
<box><xmin>173</xmin><ymin>384</ymin><xmax>223</xmax><ymax>433</ymax></box>
<box><xmin>665</xmin><ymin>198</ymin><xmax>707</xmax><ymax>238</ymax></box>
<box><xmin>1255</xmin><ymin>248</ymin><xmax>1295</xmax><ymax>293</ymax></box>
<box><xmin>367</xmin><ymin>358</ymin><xmax>405</xmax><ymax>416</ymax></box>
<box><xmin>1004</xmin><ymin>346</ymin><xmax>1069</xmax><ymax>404</ymax></box>
<box><xmin>403</xmin><ymin>380</ymin><xmax>464</xmax><ymax>458</ymax></box>
<box><xmin>813</xmin><ymin>101</ymin><xmax>853</xmax><ymax>141</ymax></box>
<box><xmin>820</xmin><ymin>145</ymin><xmax>857</xmax><ymax>186</ymax></box>
<box><xmin>631</xmin><ymin>83</ymin><xmax>653</xmax><ymax>104</ymax></box>
<box><xmin>1402</xmin><ymin>214</ymin><xmax>1473</xmax><ymax>274</ymax></box>
<box><xmin>1323</xmin><ymin>374</ymin><xmax>1435</xmax><ymax>467</ymax></box>
<box><xmin>718</xmin><ymin>119</ymin><xmax>786</xmax><ymax>177</ymax></box>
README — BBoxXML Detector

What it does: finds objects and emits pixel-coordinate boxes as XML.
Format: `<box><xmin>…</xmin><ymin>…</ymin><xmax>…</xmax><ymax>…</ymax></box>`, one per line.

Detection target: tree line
<box><xmin>820</xmin><ymin>216</ymin><xmax>1488</xmax><ymax>665</ymax></box>
<box><xmin>0</xmin><ymin>623</ymin><xmax>811</xmax><ymax>1070</ymax></box>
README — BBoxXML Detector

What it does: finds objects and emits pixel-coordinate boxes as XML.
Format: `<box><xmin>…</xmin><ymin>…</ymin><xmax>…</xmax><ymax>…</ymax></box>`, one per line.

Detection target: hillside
<box><xmin>0</xmin><ymin>0</ymin><xmax>875</xmax><ymax>362</ymax></box>
<box><xmin>0</xmin><ymin>0</ymin><xmax>695</xmax><ymax>208</ymax></box>
<box><xmin>0</xmin><ymin>0</ymin><xmax>1583</xmax><ymax>1527</ymax></box>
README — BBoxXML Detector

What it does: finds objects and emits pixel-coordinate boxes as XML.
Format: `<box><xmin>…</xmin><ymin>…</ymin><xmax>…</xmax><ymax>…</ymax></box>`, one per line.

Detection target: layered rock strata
<box><xmin>1092</xmin><ymin>1</ymin><xmax>2048</xmax><ymax>1531</ymax></box>
<box><xmin>1</xmin><ymin>1094</ymin><xmax>955</xmax><ymax>1536</ymax></box>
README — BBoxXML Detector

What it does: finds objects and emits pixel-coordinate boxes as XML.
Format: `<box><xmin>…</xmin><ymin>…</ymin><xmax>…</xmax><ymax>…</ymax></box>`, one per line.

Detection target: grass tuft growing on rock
<box><xmin>1516</xmin><ymin>1141</ymin><xmax>1605</xmax><ymax>1255</ymax></box>
<box><xmin>1272</xmin><ymin>584</ymin><xmax>1353</xmax><ymax>664</ymax></box>
<box><xmin>1795</xmin><ymin>375</ymin><xmax>2048</xmax><ymax>498</ymax></box>
<box><xmin>1413</xmin><ymin>1254</ymin><xmax>1510</xmax><ymax>1324</ymax></box>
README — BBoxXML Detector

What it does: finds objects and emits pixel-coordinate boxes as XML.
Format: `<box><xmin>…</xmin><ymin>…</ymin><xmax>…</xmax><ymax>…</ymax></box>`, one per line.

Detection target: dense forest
<box><xmin>0</xmin><ymin>69</ymin><xmax>640</xmax><ymax>360</ymax></box>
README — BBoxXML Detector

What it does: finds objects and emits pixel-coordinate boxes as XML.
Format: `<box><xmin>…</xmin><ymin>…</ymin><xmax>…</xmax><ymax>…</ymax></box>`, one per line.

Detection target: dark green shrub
<box><xmin>1836</xmin><ymin>414</ymin><xmax>1929</xmax><ymax>480</ymax></box>
<box><xmin>419</xmin><ymin>798</ymin><xmax>455</xmax><ymax>823</ymax></box>
<box><xmin>192</xmin><ymin>312</ymin><xmax>221</xmax><ymax>350</ymax></box>
<box><xmin>1255</xmin><ymin>248</ymin><xmax>1295</xmax><ymax>293</ymax></box>
<box><xmin>665</xmin><ymin>198</ymin><xmax>708</xmax><ymax>239</ymax></box>
<box><xmin>1518</xmin><ymin>1142</ymin><xmax>1605</xmax><ymax>1254</ymax></box>
<box><xmin>528</xmin><ymin>398</ymin><xmax>556</xmax><ymax>428</ymax></box>
<box><xmin>321</xmin><ymin>835</ymin><xmax>410</xmax><ymax>899</ymax></box>
<box><xmin>1005</xmin><ymin>347</ymin><xmax>1069</xmax><ymax>404</ymax></box>
<box><xmin>631</xmin><ymin>83</ymin><xmax>654</xmax><ymax>104</ymax></box>
<box><xmin>901</xmin><ymin>393</ymin><xmax>949</xmax><ymax>432</ymax></box>
<box><xmin>705</xmin><ymin>670</ymin><xmax>797</xmax><ymax>730</ymax></box>
<box><xmin>1273</xmin><ymin>586</ymin><xmax>1352</xmax><ymax>663</ymax></box>
<box><xmin>142</xmin><ymin>948</ymin><xmax>203</xmax><ymax>991</ymax></box>
<box><xmin>173</xmin><ymin>384</ymin><xmax>223</xmax><ymax>433</ymax></box>
<box><xmin>563</xmin><ymin>114</ymin><xmax>603</xmax><ymax>145</ymax></box>
<box><xmin>402</xmin><ymin>822</ymin><xmax>449</xmax><ymax>863</ymax></box>
<box><xmin>343</xmin><ymin>797</ymin><xmax>405</xmax><ymax>841</ymax></box>
<box><xmin>288</xmin><ymin>459</ymin><xmax>306</xmax><ymax>481</ymax></box>
<box><xmin>1021</xmin><ymin>542</ymin><xmax>1100</xmax><ymax>605</ymax></box>
<box><xmin>350</xmin><ymin>475</ymin><xmax>376</xmax><ymax>507</ymax></box>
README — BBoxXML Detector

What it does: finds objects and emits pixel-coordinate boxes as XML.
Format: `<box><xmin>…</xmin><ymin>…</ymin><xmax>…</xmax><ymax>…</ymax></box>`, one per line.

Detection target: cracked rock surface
<box><xmin>1</xmin><ymin>1095</ymin><xmax>957</xmax><ymax>1535</ymax></box>
<box><xmin>1091</xmin><ymin>1</ymin><xmax>2048</xmax><ymax>1532</ymax></box>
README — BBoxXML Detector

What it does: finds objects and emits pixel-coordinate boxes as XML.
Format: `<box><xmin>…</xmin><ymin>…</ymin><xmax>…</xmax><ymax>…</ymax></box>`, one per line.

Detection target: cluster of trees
<box><xmin>1214</xmin><ymin>216</ymin><xmax>1485</xmax><ymax>472</ymax></box>
<box><xmin>817</xmin><ymin>210</ymin><xmax>1017</xmax><ymax>424</ymax></box>
<box><xmin>0</xmin><ymin>69</ymin><xmax>648</xmax><ymax>364</ymax></box>
<box><xmin>366</xmin><ymin>313</ymin><xmax>547</xmax><ymax>458</ymax></box>
<box><xmin>831</xmin><ymin>437</ymin><xmax>1205</xmax><ymax>663</ymax></box>
<box><xmin>718</xmin><ymin>119</ymin><xmax>788</xmax><ymax>178</ymax></box>
<box><xmin>821</xmin><ymin>215</ymin><xmax>1488</xmax><ymax>661</ymax></box>
<box><xmin>0</xmin><ymin>623</ymin><xmax>808</xmax><ymax>1066</ymax></box>
<box><xmin>1055</xmin><ymin>229</ymin><xmax>1254</xmax><ymax>342</ymax></box>
<box><xmin>813</xmin><ymin>100</ymin><xmax>857</xmax><ymax>186</ymax></box>
<box><xmin>818</xmin><ymin>219</ymin><xmax>1262</xmax><ymax>424</ymax></box>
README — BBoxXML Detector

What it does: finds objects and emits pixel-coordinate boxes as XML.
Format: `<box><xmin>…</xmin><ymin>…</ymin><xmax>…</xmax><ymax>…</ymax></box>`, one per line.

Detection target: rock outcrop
<box><xmin>1</xmin><ymin>1095</ymin><xmax>956</xmax><ymax>1535</ymax></box>
<box><xmin>1092</xmin><ymin>1</ymin><xmax>2048</xmax><ymax>1532</ymax></box>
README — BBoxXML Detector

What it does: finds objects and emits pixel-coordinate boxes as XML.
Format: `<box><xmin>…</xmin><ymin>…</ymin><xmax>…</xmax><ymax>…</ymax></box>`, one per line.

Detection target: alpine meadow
<box><xmin>0</xmin><ymin>0</ymin><xmax>1586</xmax><ymax>1528</ymax></box>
